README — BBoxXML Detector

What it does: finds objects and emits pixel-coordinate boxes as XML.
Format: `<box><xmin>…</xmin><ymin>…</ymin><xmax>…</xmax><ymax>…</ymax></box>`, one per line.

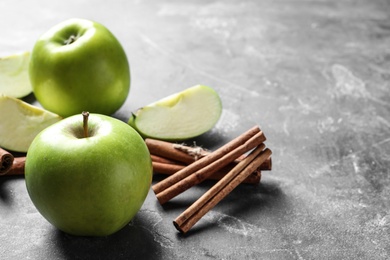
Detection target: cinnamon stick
<box><xmin>173</xmin><ymin>147</ymin><xmax>272</xmax><ymax>234</ymax></box>
<box><xmin>148</xmin><ymin>140</ymin><xmax>272</xmax><ymax>171</ymax></box>
<box><xmin>152</xmin><ymin>126</ymin><xmax>262</xmax><ymax>195</ymax></box>
<box><xmin>4</xmin><ymin>157</ymin><xmax>25</xmax><ymax>176</ymax></box>
<box><xmin>172</xmin><ymin>143</ymin><xmax>209</xmax><ymax>161</ymax></box>
<box><xmin>154</xmin><ymin>128</ymin><xmax>266</xmax><ymax>204</ymax></box>
<box><xmin>152</xmin><ymin>161</ymin><xmax>185</xmax><ymax>174</ymax></box>
<box><xmin>151</xmin><ymin>155</ymin><xmax>272</xmax><ymax>173</ymax></box>
<box><xmin>152</xmin><ymin>161</ymin><xmax>262</xmax><ymax>184</ymax></box>
<box><xmin>0</xmin><ymin>147</ymin><xmax>14</xmax><ymax>175</ymax></box>
<box><xmin>151</xmin><ymin>154</ymin><xmax>185</xmax><ymax>165</ymax></box>
<box><xmin>146</xmin><ymin>139</ymin><xmax>196</xmax><ymax>165</ymax></box>
<box><xmin>148</xmin><ymin>139</ymin><xmax>247</xmax><ymax>165</ymax></box>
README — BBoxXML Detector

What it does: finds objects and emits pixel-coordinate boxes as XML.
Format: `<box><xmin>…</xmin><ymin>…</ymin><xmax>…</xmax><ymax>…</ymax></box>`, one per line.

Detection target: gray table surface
<box><xmin>1</xmin><ymin>0</ymin><xmax>390</xmax><ymax>259</ymax></box>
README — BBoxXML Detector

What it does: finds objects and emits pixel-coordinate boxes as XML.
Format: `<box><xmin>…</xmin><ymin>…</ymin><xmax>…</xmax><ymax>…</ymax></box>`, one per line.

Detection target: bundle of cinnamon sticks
<box><xmin>146</xmin><ymin>125</ymin><xmax>272</xmax><ymax>234</ymax></box>
<box><xmin>0</xmin><ymin>147</ymin><xmax>25</xmax><ymax>176</ymax></box>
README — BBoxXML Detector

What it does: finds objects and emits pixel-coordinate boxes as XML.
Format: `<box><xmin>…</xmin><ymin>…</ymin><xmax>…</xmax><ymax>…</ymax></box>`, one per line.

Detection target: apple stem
<box><xmin>82</xmin><ymin>111</ymin><xmax>89</xmax><ymax>138</ymax></box>
<box><xmin>64</xmin><ymin>35</ymin><xmax>77</xmax><ymax>45</ymax></box>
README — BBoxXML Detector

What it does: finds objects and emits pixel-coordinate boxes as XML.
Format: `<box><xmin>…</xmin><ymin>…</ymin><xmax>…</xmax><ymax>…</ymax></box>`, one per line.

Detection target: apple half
<box><xmin>0</xmin><ymin>52</ymin><xmax>32</xmax><ymax>98</ymax></box>
<box><xmin>128</xmin><ymin>85</ymin><xmax>222</xmax><ymax>140</ymax></box>
<box><xmin>0</xmin><ymin>95</ymin><xmax>62</xmax><ymax>152</ymax></box>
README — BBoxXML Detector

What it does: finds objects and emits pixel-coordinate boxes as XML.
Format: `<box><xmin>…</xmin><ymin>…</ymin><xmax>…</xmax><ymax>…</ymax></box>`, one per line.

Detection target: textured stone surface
<box><xmin>1</xmin><ymin>0</ymin><xmax>390</xmax><ymax>259</ymax></box>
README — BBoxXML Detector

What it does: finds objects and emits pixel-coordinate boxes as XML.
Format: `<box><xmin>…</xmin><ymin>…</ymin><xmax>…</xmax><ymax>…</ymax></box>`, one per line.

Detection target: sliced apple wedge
<box><xmin>0</xmin><ymin>51</ymin><xmax>32</xmax><ymax>98</ymax></box>
<box><xmin>0</xmin><ymin>95</ymin><xmax>62</xmax><ymax>152</ymax></box>
<box><xmin>128</xmin><ymin>85</ymin><xmax>222</xmax><ymax>140</ymax></box>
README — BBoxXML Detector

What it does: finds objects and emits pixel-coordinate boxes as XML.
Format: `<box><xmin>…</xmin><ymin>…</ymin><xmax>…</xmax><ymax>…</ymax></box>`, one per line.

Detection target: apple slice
<box><xmin>0</xmin><ymin>51</ymin><xmax>32</xmax><ymax>98</ymax></box>
<box><xmin>128</xmin><ymin>85</ymin><xmax>222</xmax><ymax>140</ymax></box>
<box><xmin>0</xmin><ymin>95</ymin><xmax>62</xmax><ymax>152</ymax></box>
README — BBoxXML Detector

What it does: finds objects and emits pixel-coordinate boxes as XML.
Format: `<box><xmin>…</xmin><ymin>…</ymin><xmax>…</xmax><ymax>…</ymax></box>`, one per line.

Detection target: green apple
<box><xmin>128</xmin><ymin>85</ymin><xmax>222</xmax><ymax>140</ymax></box>
<box><xmin>29</xmin><ymin>18</ymin><xmax>130</xmax><ymax>117</ymax></box>
<box><xmin>0</xmin><ymin>51</ymin><xmax>32</xmax><ymax>98</ymax></box>
<box><xmin>25</xmin><ymin>112</ymin><xmax>152</xmax><ymax>236</ymax></box>
<box><xmin>0</xmin><ymin>94</ymin><xmax>62</xmax><ymax>152</ymax></box>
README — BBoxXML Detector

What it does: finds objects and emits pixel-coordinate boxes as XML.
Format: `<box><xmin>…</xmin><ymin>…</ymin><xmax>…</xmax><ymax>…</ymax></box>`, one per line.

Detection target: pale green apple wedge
<box><xmin>0</xmin><ymin>95</ymin><xmax>62</xmax><ymax>152</ymax></box>
<box><xmin>0</xmin><ymin>52</ymin><xmax>32</xmax><ymax>98</ymax></box>
<box><xmin>128</xmin><ymin>85</ymin><xmax>222</xmax><ymax>140</ymax></box>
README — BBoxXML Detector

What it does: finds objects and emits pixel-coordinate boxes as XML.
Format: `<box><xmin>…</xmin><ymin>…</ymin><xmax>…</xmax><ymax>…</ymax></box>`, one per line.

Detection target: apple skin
<box><xmin>29</xmin><ymin>18</ymin><xmax>130</xmax><ymax>117</ymax></box>
<box><xmin>25</xmin><ymin>113</ymin><xmax>152</xmax><ymax>236</ymax></box>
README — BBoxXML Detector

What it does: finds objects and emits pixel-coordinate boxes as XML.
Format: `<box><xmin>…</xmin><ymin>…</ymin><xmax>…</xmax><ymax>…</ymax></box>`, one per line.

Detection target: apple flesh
<box><xmin>0</xmin><ymin>51</ymin><xmax>32</xmax><ymax>98</ymax></box>
<box><xmin>29</xmin><ymin>18</ymin><xmax>130</xmax><ymax>117</ymax></box>
<box><xmin>128</xmin><ymin>85</ymin><xmax>222</xmax><ymax>140</ymax></box>
<box><xmin>0</xmin><ymin>94</ymin><xmax>62</xmax><ymax>152</ymax></box>
<box><xmin>25</xmin><ymin>113</ymin><xmax>152</xmax><ymax>236</ymax></box>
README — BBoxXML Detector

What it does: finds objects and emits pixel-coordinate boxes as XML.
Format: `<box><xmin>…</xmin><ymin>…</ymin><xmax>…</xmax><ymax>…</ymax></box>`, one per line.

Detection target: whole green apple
<box><xmin>25</xmin><ymin>112</ymin><xmax>152</xmax><ymax>236</ymax></box>
<box><xmin>29</xmin><ymin>18</ymin><xmax>130</xmax><ymax>117</ymax></box>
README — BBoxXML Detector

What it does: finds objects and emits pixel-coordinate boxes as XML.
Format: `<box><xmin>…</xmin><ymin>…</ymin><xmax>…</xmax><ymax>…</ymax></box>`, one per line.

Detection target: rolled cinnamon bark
<box><xmin>152</xmin><ymin>161</ymin><xmax>262</xmax><ymax>184</ymax></box>
<box><xmin>153</xmin><ymin>126</ymin><xmax>266</xmax><ymax>204</ymax></box>
<box><xmin>4</xmin><ymin>157</ymin><xmax>25</xmax><ymax>176</ymax></box>
<box><xmin>174</xmin><ymin>147</ymin><xmax>272</xmax><ymax>233</ymax></box>
<box><xmin>0</xmin><ymin>147</ymin><xmax>14</xmax><ymax>175</ymax></box>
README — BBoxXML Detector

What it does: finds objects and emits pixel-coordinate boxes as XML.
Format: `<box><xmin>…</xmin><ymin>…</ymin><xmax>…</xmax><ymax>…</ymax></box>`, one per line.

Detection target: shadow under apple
<box><xmin>0</xmin><ymin>175</ymin><xmax>24</xmax><ymax>205</ymax></box>
<box><xmin>53</xmin><ymin>214</ymin><xmax>162</xmax><ymax>260</ymax></box>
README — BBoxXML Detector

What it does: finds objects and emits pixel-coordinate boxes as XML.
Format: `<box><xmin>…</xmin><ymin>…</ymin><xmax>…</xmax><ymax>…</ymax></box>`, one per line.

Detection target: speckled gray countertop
<box><xmin>1</xmin><ymin>0</ymin><xmax>390</xmax><ymax>259</ymax></box>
